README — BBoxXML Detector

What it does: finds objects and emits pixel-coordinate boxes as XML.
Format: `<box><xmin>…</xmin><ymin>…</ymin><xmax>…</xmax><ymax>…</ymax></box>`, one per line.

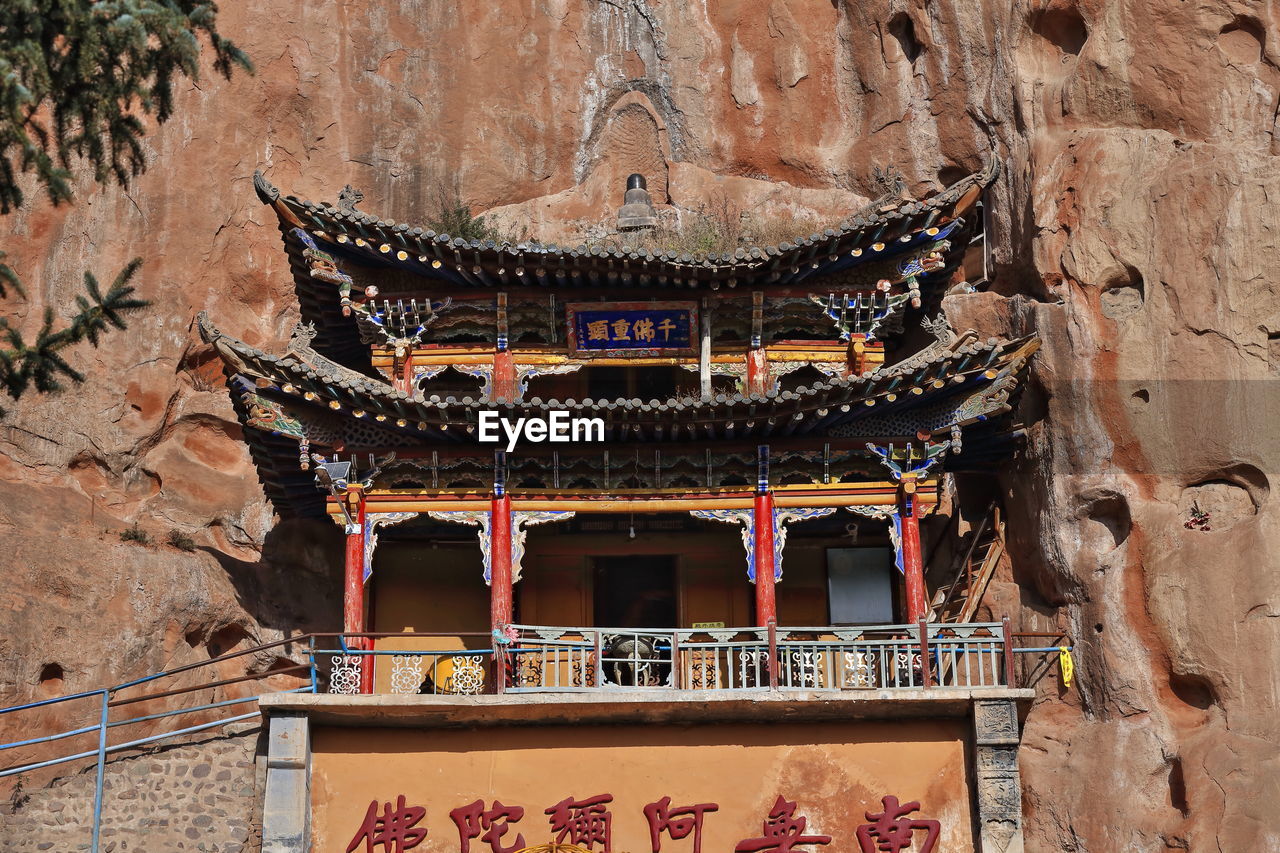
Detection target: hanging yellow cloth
<box><xmin>1059</xmin><ymin>647</ymin><xmax>1075</xmax><ymax>688</ymax></box>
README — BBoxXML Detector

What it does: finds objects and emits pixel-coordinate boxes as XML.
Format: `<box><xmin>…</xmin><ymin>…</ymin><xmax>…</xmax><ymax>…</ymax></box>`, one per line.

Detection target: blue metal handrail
<box><xmin>0</xmin><ymin>632</ymin><xmax>327</xmax><ymax>853</ymax></box>
<box><xmin>0</xmin><ymin>631</ymin><xmax>495</xmax><ymax>850</ymax></box>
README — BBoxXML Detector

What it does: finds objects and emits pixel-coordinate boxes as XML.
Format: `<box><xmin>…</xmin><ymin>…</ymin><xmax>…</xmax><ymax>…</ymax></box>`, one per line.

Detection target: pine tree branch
<box><xmin>0</xmin><ymin>257</ymin><xmax>149</xmax><ymax>415</ymax></box>
<box><xmin>0</xmin><ymin>250</ymin><xmax>22</xmax><ymax>298</ymax></box>
<box><xmin>0</xmin><ymin>1</ymin><xmax>253</xmax><ymax>212</ymax></box>
<box><xmin>0</xmin><ymin>2</ymin><xmax>250</xmax><ymax>414</ymax></box>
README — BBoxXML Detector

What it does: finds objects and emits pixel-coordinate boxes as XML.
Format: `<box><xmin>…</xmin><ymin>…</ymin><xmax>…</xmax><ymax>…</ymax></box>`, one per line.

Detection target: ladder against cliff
<box><xmin>929</xmin><ymin>501</ymin><xmax>1005</xmax><ymax>623</ymax></box>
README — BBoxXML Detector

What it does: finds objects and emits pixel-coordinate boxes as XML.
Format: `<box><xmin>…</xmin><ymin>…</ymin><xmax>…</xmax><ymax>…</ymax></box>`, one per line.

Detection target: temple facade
<box><xmin>203</xmin><ymin>162</ymin><xmax>1039</xmax><ymax>852</ymax></box>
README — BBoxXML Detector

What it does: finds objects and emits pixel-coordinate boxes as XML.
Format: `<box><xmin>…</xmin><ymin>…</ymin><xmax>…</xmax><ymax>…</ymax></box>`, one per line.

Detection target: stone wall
<box><xmin>0</xmin><ymin>727</ymin><xmax>263</xmax><ymax>852</ymax></box>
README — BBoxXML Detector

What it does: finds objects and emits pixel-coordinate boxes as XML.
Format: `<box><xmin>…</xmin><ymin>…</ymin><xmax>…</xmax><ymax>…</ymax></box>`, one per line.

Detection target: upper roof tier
<box><xmin>253</xmin><ymin>160</ymin><xmax>997</xmax><ymax>293</ymax></box>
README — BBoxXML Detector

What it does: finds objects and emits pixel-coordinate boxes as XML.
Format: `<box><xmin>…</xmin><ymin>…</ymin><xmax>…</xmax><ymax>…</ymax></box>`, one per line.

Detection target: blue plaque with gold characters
<box><xmin>566</xmin><ymin>301</ymin><xmax>698</xmax><ymax>356</ymax></box>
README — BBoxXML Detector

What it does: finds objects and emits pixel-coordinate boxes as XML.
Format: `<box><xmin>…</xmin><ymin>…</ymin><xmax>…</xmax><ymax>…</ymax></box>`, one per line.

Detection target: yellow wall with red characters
<box><xmin>310</xmin><ymin>720</ymin><xmax>972</xmax><ymax>853</ymax></box>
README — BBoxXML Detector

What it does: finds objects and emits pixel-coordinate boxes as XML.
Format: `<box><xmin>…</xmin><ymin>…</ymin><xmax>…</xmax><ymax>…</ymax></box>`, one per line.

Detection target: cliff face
<box><xmin>1</xmin><ymin>1</ymin><xmax>1277</xmax><ymax>848</ymax></box>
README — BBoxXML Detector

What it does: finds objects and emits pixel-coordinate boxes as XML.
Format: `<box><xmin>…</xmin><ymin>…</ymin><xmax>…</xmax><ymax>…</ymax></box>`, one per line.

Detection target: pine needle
<box><xmin>0</xmin><ymin>1</ymin><xmax>253</xmax><ymax>212</ymax></box>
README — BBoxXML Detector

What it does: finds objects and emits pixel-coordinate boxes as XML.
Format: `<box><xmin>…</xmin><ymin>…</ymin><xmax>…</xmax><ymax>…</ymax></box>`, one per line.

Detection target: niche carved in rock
<box><xmin>1178</xmin><ymin>464</ymin><xmax>1267</xmax><ymax>532</ymax></box>
<box><xmin>1077</xmin><ymin>488</ymin><xmax>1131</xmax><ymax>555</ymax></box>
<box><xmin>1031</xmin><ymin>4</ymin><xmax>1088</xmax><ymax>57</ymax></box>
<box><xmin>1219</xmin><ymin>16</ymin><xmax>1265</xmax><ymax>65</ymax></box>
<box><xmin>1099</xmin><ymin>264</ymin><xmax>1145</xmax><ymax>320</ymax></box>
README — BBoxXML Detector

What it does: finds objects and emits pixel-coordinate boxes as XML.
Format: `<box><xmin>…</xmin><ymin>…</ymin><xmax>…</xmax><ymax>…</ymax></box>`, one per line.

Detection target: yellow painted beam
<box><xmin>387</xmin><ymin>344</ymin><xmax>880</xmax><ymax>368</ymax></box>
<box><xmin>327</xmin><ymin>483</ymin><xmax>940</xmax><ymax>516</ymax></box>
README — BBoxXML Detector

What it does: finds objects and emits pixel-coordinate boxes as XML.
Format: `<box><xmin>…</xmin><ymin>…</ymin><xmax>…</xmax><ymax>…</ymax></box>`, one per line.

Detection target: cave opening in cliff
<box><xmin>887</xmin><ymin>13</ymin><xmax>923</xmax><ymax>64</ymax></box>
<box><xmin>1031</xmin><ymin>5</ymin><xmax>1088</xmax><ymax>56</ymax></box>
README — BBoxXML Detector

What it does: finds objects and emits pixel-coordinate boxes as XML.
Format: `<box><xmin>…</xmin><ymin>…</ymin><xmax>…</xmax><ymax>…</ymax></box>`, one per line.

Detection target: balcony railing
<box><xmin>316</xmin><ymin>622</ymin><xmax>1016</xmax><ymax>696</ymax></box>
<box><xmin>0</xmin><ymin>622</ymin><xmax>1047</xmax><ymax>852</ymax></box>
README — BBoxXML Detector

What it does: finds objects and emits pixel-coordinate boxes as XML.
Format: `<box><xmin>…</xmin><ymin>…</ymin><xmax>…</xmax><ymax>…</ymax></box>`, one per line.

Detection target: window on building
<box><xmin>593</xmin><ymin>555</ymin><xmax>677</xmax><ymax>628</ymax></box>
<box><xmin>826</xmin><ymin>547</ymin><xmax>896</xmax><ymax>624</ymax></box>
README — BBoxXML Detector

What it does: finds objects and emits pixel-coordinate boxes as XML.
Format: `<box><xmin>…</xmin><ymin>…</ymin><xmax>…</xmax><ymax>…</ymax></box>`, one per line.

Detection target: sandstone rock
<box><xmin>0</xmin><ymin>1</ymin><xmax>1277</xmax><ymax>850</ymax></box>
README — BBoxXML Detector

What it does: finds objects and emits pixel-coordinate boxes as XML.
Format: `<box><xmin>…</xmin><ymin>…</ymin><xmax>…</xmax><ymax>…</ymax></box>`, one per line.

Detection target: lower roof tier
<box><xmin>200</xmin><ymin>313</ymin><xmax>1037</xmax><ymax>443</ymax></box>
<box><xmin>200</xmin><ymin>315</ymin><xmax>1037</xmax><ymax>518</ymax></box>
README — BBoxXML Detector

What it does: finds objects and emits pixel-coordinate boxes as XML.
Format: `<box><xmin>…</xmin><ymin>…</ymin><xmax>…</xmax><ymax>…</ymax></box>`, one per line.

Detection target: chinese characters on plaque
<box><xmin>566</xmin><ymin>303</ymin><xmax>696</xmax><ymax>354</ymax></box>
<box><xmin>451</xmin><ymin>800</ymin><xmax>527</xmax><ymax>853</ymax></box>
<box><xmin>347</xmin><ymin>792</ymin><xmax>940</xmax><ymax>853</ymax></box>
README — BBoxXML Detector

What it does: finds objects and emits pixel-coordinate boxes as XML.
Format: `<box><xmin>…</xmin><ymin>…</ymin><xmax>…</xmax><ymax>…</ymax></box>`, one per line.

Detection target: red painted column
<box><xmin>899</xmin><ymin>481</ymin><xmax>928</xmax><ymax>623</ymax></box>
<box><xmin>753</xmin><ymin>491</ymin><xmax>778</xmax><ymax>627</ymax></box>
<box><xmin>489</xmin><ymin>494</ymin><xmax>514</xmax><ymax>632</ymax></box>
<box><xmin>396</xmin><ymin>352</ymin><xmax>414</xmax><ymax>395</ymax></box>
<box><xmin>341</xmin><ymin>486</ymin><xmax>372</xmax><ymax>693</ymax></box>
<box><xmin>746</xmin><ymin>348</ymin><xmax>769</xmax><ymax>396</ymax></box>
<box><xmin>493</xmin><ymin>350</ymin><xmax>517</xmax><ymax>401</ymax></box>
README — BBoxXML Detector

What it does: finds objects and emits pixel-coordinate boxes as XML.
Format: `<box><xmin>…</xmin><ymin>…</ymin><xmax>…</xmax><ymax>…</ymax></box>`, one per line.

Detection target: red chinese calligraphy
<box><xmin>644</xmin><ymin>796</ymin><xmax>719</xmax><ymax>853</ymax></box>
<box><xmin>855</xmin><ymin>796</ymin><xmax>940</xmax><ymax>853</ymax></box>
<box><xmin>347</xmin><ymin>795</ymin><xmax>428</xmax><ymax>853</ymax></box>
<box><xmin>451</xmin><ymin>799</ymin><xmax>527</xmax><ymax>853</ymax></box>
<box><xmin>545</xmin><ymin>793</ymin><xmax>614</xmax><ymax>852</ymax></box>
<box><xmin>734</xmin><ymin>796</ymin><xmax>831</xmax><ymax>853</ymax></box>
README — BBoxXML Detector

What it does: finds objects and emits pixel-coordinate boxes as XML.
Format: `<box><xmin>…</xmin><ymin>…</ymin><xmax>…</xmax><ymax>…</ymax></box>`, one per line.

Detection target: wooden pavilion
<box><xmin>202</xmin><ymin>160</ymin><xmax>1036</xmax><ymax>695</ymax></box>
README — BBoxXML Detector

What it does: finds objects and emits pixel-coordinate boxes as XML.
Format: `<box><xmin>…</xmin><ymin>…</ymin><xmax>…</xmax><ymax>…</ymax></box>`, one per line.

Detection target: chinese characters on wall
<box><xmin>567</xmin><ymin>303</ymin><xmax>696</xmax><ymax>353</ymax></box>
<box><xmin>346</xmin><ymin>792</ymin><xmax>940</xmax><ymax>853</ymax></box>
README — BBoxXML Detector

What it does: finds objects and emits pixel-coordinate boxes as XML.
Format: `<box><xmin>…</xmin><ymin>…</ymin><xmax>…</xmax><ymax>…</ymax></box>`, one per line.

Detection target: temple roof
<box><xmin>254</xmin><ymin>160</ymin><xmax>996</xmax><ymax>293</ymax></box>
<box><xmin>254</xmin><ymin>162</ymin><xmax>998</xmax><ymax>367</ymax></box>
<box><xmin>199</xmin><ymin>312</ymin><xmax>1037</xmax><ymax>447</ymax></box>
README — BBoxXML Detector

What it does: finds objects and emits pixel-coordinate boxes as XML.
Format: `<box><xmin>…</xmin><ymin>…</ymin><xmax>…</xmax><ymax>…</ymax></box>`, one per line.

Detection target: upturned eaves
<box><xmin>252</xmin><ymin>159</ymin><xmax>998</xmax><ymax>291</ymax></box>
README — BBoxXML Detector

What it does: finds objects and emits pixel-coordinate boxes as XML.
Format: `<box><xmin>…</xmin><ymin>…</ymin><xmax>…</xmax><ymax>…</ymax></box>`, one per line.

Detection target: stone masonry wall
<box><xmin>0</xmin><ymin>726</ymin><xmax>263</xmax><ymax>852</ymax></box>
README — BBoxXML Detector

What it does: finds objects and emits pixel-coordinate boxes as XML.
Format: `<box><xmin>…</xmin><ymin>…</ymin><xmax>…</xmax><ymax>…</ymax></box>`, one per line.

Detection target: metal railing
<box><xmin>0</xmin><ymin>632</ymin><xmax>324</xmax><ymax>852</ymax></box>
<box><xmin>0</xmin><ymin>622</ymin><xmax>1068</xmax><ymax>852</ymax></box>
<box><xmin>313</xmin><ymin>632</ymin><xmax>495</xmax><ymax>695</ymax></box>
<box><xmin>228</xmin><ymin>622</ymin><xmax>1016</xmax><ymax>696</ymax></box>
<box><xmin>0</xmin><ymin>631</ymin><xmax>488</xmax><ymax>849</ymax></box>
<box><xmin>503</xmin><ymin>621</ymin><xmax>1012</xmax><ymax>692</ymax></box>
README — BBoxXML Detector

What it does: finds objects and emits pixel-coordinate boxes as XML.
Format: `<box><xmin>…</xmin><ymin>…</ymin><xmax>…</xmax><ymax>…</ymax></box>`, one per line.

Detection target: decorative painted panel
<box><xmin>866</xmin><ymin>441</ymin><xmax>951</xmax><ymax>481</ymax></box>
<box><xmin>773</xmin><ymin>508</ymin><xmax>838</xmax><ymax>576</ymax></box>
<box><xmin>426</xmin><ymin>509</ymin><xmax>576</xmax><ymax>584</ymax></box>
<box><xmin>691</xmin><ymin>506</ymin><xmax>837</xmax><ymax>581</ymax></box>
<box><xmin>690</xmin><ymin>508</ymin><xmax>756</xmax><ymax>579</ymax></box>
<box><xmin>427</xmin><ymin>510</ymin><xmax>493</xmax><ymax>583</ymax></box>
<box><xmin>451</xmin><ymin>364</ymin><xmax>494</xmax><ymax>398</ymax></box>
<box><xmin>243</xmin><ymin>393</ymin><xmax>305</xmax><ymax>439</ymax></box>
<box><xmin>510</xmin><ymin>510</ymin><xmax>576</xmax><ymax>582</ymax></box>
<box><xmin>515</xmin><ymin>363</ymin><xmax>582</xmax><ymax>397</ymax></box>
<box><xmin>846</xmin><ymin>505</ymin><xmax>904</xmax><ymax>574</ymax></box>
